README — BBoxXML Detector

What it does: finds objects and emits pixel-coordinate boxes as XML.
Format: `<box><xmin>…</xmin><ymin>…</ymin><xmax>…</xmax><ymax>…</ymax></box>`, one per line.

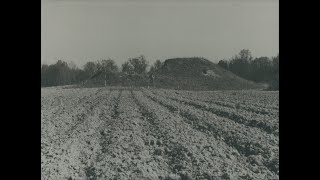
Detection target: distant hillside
<box><xmin>152</xmin><ymin>57</ymin><xmax>263</xmax><ymax>90</ymax></box>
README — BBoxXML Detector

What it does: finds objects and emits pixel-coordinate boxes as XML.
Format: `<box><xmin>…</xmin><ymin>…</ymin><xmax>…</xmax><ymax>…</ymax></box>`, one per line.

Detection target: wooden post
<box><xmin>104</xmin><ymin>73</ymin><xmax>106</xmax><ymax>87</ymax></box>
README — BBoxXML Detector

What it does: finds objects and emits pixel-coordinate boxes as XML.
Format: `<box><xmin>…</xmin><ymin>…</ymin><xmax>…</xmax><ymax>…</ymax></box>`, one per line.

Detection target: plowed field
<box><xmin>41</xmin><ymin>87</ymin><xmax>279</xmax><ymax>180</ymax></box>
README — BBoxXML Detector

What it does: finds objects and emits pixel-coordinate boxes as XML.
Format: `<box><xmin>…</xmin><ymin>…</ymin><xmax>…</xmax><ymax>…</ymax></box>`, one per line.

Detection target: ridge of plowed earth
<box><xmin>41</xmin><ymin>88</ymin><xmax>107</xmax><ymax>141</ymax></box>
<box><xmin>132</xmin><ymin>90</ymin><xmax>278</xmax><ymax>179</ymax></box>
<box><xmin>79</xmin><ymin>89</ymin><xmax>123</xmax><ymax>180</ymax></box>
<box><xmin>173</xmin><ymin>90</ymin><xmax>279</xmax><ymax>111</ymax></box>
<box><xmin>141</xmin><ymin>90</ymin><xmax>279</xmax><ymax>177</ymax></box>
<box><xmin>41</xmin><ymin>88</ymin><xmax>87</xmax><ymax>111</ymax></box>
<box><xmin>85</xmin><ymin>90</ymin><xmax>171</xmax><ymax>180</ymax></box>
<box><xmin>147</xmin><ymin>89</ymin><xmax>278</xmax><ymax>136</ymax></box>
<box><xmin>41</xmin><ymin>88</ymin><xmax>114</xmax><ymax>180</ymax></box>
<box><xmin>159</xmin><ymin>89</ymin><xmax>279</xmax><ymax>117</ymax></box>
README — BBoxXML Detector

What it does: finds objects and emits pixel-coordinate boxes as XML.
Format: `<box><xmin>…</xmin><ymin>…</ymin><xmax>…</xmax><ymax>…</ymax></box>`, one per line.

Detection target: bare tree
<box><xmin>128</xmin><ymin>55</ymin><xmax>148</xmax><ymax>74</ymax></box>
<box><xmin>84</xmin><ymin>61</ymin><xmax>98</xmax><ymax>78</ymax></box>
<box><xmin>153</xmin><ymin>59</ymin><xmax>163</xmax><ymax>71</ymax></box>
<box><xmin>98</xmin><ymin>59</ymin><xmax>119</xmax><ymax>86</ymax></box>
<box><xmin>121</xmin><ymin>61</ymin><xmax>134</xmax><ymax>75</ymax></box>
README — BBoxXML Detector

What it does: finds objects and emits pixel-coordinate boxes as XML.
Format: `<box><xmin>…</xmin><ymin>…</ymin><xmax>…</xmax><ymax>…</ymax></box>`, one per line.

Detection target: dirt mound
<box><xmin>153</xmin><ymin>57</ymin><xmax>262</xmax><ymax>90</ymax></box>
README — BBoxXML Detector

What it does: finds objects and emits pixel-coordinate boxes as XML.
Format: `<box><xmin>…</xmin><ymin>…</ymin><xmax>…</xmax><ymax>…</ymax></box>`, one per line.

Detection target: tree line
<box><xmin>218</xmin><ymin>49</ymin><xmax>279</xmax><ymax>90</ymax></box>
<box><xmin>41</xmin><ymin>55</ymin><xmax>163</xmax><ymax>87</ymax></box>
<box><xmin>41</xmin><ymin>51</ymin><xmax>279</xmax><ymax>90</ymax></box>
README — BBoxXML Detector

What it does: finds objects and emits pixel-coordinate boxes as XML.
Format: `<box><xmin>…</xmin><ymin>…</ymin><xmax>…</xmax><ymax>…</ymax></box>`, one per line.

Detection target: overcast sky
<box><xmin>41</xmin><ymin>0</ymin><xmax>279</xmax><ymax>67</ymax></box>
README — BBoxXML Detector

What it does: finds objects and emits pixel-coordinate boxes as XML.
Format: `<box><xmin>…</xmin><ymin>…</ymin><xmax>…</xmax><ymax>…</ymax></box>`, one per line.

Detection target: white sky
<box><xmin>41</xmin><ymin>0</ymin><xmax>279</xmax><ymax>67</ymax></box>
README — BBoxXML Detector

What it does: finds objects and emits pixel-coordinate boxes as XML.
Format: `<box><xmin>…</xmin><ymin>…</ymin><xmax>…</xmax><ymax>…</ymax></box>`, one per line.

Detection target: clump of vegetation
<box><xmin>41</xmin><ymin>55</ymin><xmax>156</xmax><ymax>87</ymax></box>
<box><xmin>218</xmin><ymin>49</ymin><xmax>279</xmax><ymax>90</ymax></box>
